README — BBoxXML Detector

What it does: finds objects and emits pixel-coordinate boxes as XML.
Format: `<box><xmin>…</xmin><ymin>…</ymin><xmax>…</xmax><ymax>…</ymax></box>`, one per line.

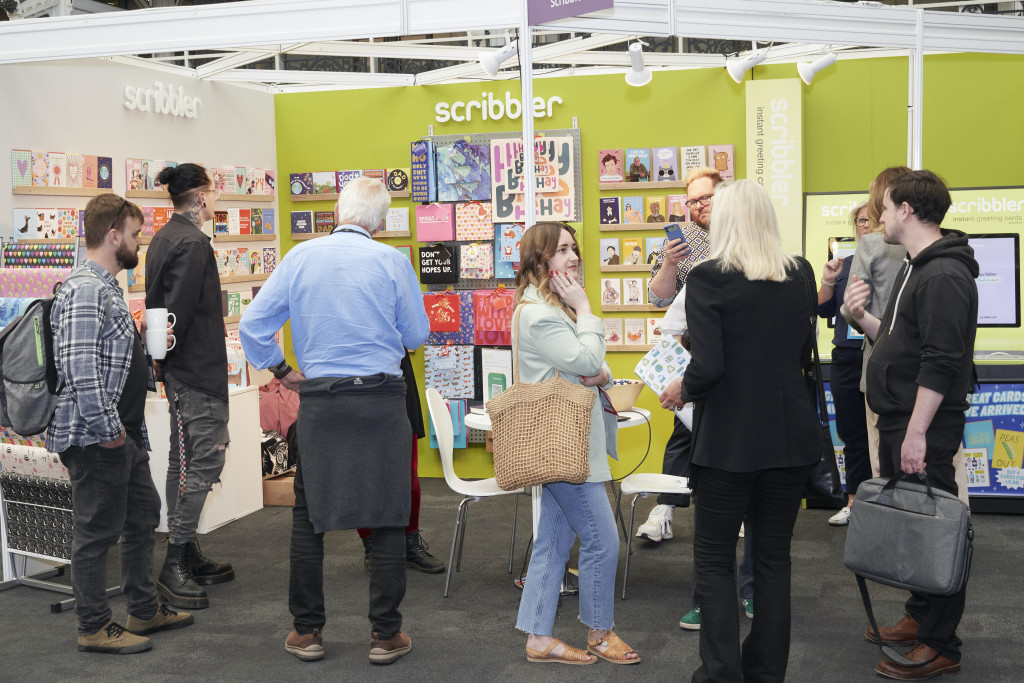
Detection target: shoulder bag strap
<box><xmin>798</xmin><ymin>258</ymin><xmax>829</xmax><ymax>423</ymax></box>
<box><xmin>856</xmin><ymin>575</ymin><xmax>934</xmax><ymax>668</ymax></box>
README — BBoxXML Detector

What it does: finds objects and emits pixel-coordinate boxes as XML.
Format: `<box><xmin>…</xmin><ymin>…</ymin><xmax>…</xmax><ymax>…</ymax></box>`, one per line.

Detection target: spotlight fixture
<box><xmin>479</xmin><ymin>38</ymin><xmax>519</xmax><ymax>79</ymax></box>
<box><xmin>726</xmin><ymin>49</ymin><xmax>767</xmax><ymax>84</ymax></box>
<box><xmin>625</xmin><ymin>42</ymin><xmax>652</xmax><ymax>87</ymax></box>
<box><xmin>797</xmin><ymin>52</ymin><xmax>837</xmax><ymax>85</ymax></box>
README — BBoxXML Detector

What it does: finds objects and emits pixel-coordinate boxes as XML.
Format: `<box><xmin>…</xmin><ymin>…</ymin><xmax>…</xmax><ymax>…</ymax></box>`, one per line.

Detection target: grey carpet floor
<box><xmin>1</xmin><ymin>477</ymin><xmax>1019</xmax><ymax>682</ymax></box>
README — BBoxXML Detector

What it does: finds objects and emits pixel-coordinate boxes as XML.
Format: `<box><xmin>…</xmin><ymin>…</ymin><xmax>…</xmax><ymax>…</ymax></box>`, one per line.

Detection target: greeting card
<box><xmin>647</xmin><ymin>317</ymin><xmax>664</xmax><ymax>343</ymax></box>
<box><xmin>623</xmin><ymin>277</ymin><xmax>644</xmax><ymax>305</ymax></box>
<box><xmin>65</xmin><ymin>153</ymin><xmax>83</xmax><ymax>188</ymax></box>
<box><xmin>646</xmin><ymin>236</ymin><xmax>665</xmax><ymax>264</ymax></box>
<box><xmin>603</xmin><ymin>318</ymin><xmax>623</xmax><ymax>345</ymax></box>
<box><xmin>624</xmin><ymin>318</ymin><xmax>646</xmax><ymax>344</ymax></box>
<box><xmin>290</xmin><ymin>210</ymin><xmax>313</xmax><ymax>234</ymax></box>
<box><xmin>227</xmin><ymin>207</ymin><xmax>241</xmax><ymax>235</ymax></box>
<box><xmin>385</xmin><ymin>207</ymin><xmax>409</xmax><ymax>233</ymax></box>
<box><xmin>645</xmin><ymin>195</ymin><xmax>667</xmax><ymax>223</ymax></box>
<box><xmin>362</xmin><ymin>168</ymin><xmax>386</xmax><ymax>186</ymax></box>
<box><xmin>600</xmin><ymin>238</ymin><xmax>620</xmax><ymax>266</ymax></box>
<box><xmin>387</xmin><ymin>168</ymin><xmax>410</xmax><ymax>192</ymax></box>
<box><xmin>11</xmin><ymin>149</ymin><xmax>31</xmax><ymax>187</ymax></box>
<box><xmin>238</xmin><ymin>208</ymin><xmax>251</xmax><ymax>235</ymax></box>
<box><xmin>250</xmin><ymin>208</ymin><xmax>263</xmax><ymax>235</ymax></box>
<box><xmin>262</xmin><ymin>247</ymin><xmax>277</xmax><ymax>274</ymax></box>
<box><xmin>214</xmin><ymin>210</ymin><xmax>228</xmax><ymax>235</ymax></box>
<box><xmin>601</xmin><ymin>278</ymin><xmax>621</xmax><ymax>305</ymax></box>
<box><xmin>289</xmin><ymin>172</ymin><xmax>313</xmax><ymax>195</ymax></box>
<box><xmin>31</xmin><ymin>152</ymin><xmax>49</xmax><ymax>186</ymax></box>
<box><xmin>622</xmin><ymin>196</ymin><xmax>644</xmax><ymax>224</ymax></box>
<box><xmin>625</xmin><ymin>148</ymin><xmax>650</xmax><ymax>182</ymax></box>
<box><xmin>335</xmin><ymin>170</ymin><xmax>362</xmax><ymax>192</ymax></box>
<box><xmin>314</xmin><ymin>211</ymin><xmax>335</xmax><ymax>234</ymax></box>
<box><xmin>249</xmin><ymin>249</ymin><xmax>263</xmax><ymax>275</ymax></box>
<box><xmin>82</xmin><ymin>155</ymin><xmax>98</xmax><ymax>189</ymax></box>
<box><xmin>598</xmin><ymin>149</ymin><xmax>624</xmax><ymax>182</ymax></box>
<box><xmin>708</xmin><ymin>144</ymin><xmax>735</xmax><ymax>180</ymax></box>
<box><xmin>681</xmin><ymin>146</ymin><xmax>707</xmax><ymax>172</ymax></box>
<box><xmin>666</xmin><ymin>194</ymin><xmax>689</xmax><ymax>222</ymax></box>
<box><xmin>47</xmin><ymin>152</ymin><xmax>66</xmax><ymax>187</ymax></box>
<box><xmin>311</xmin><ymin>171</ymin><xmax>337</xmax><ymax>195</ymax></box>
<box><xmin>97</xmin><ymin>157</ymin><xmax>113</xmax><ymax>188</ymax></box>
<box><xmin>622</xmin><ymin>238</ymin><xmax>644</xmax><ymax>265</ymax></box>
<box><xmin>600</xmin><ymin>197</ymin><xmax>620</xmax><ymax>224</ymax></box>
<box><xmin>261</xmin><ymin>209</ymin><xmax>275</xmax><ymax>235</ymax></box>
<box><xmin>652</xmin><ymin>146</ymin><xmax>679</xmax><ymax>183</ymax></box>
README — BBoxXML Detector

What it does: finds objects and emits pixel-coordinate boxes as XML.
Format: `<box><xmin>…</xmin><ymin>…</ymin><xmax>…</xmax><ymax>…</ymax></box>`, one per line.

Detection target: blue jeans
<box><xmin>59</xmin><ymin>437</ymin><xmax>161</xmax><ymax>635</ymax></box>
<box><xmin>516</xmin><ymin>481</ymin><xmax>618</xmax><ymax>635</ymax></box>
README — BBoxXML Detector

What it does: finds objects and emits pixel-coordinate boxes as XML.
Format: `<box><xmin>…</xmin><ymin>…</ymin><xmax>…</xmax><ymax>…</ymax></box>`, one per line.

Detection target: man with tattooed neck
<box><xmin>145</xmin><ymin>163</ymin><xmax>235</xmax><ymax>611</ymax></box>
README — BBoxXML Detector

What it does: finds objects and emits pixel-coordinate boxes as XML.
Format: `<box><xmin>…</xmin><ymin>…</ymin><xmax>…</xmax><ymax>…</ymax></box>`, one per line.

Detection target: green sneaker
<box><xmin>679</xmin><ymin>606</ymin><xmax>701</xmax><ymax>631</ymax></box>
<box><xmin>743</xmin><ymin>598</ymin><xmax>754</xmax><ymax>619</ymax></box>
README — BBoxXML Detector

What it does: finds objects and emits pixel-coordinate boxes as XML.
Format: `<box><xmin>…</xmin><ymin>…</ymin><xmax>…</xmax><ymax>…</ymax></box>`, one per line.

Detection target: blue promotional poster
<box><xmin>825</xmin><ymin>382</ymin><xmax>1024</xmax><ymax>497</ymax></box>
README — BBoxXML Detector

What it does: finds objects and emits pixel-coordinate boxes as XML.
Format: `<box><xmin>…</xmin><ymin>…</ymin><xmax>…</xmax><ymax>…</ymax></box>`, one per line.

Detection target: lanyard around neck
<box><xmin>331</xmin><ymin>226</ymin><xmax>370</xmax><ymax>239</ymax></box>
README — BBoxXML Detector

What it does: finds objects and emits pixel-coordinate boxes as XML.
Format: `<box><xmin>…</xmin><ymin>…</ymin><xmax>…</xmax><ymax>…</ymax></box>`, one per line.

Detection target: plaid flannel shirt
<box><xmin>46</xmin><ymin>260</ymin><xmax>150</xmax><ymax>453</ymax></box>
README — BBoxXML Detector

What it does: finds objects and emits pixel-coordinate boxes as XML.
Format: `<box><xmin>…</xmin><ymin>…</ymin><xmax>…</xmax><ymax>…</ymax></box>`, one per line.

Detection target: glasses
<box><xmin>108</xmin><ymin>196</ymin><xmax>127</xmax><ymax>232</ymax></box>
<box><xmin>685</xmin><ymin>194</ymin><xmax>713</xmax><ymax>208</ymax></box>
<box><xmin>855</xmin><ymin>217</ymin><xmax>870</xmax><ymax>226</ymax></box>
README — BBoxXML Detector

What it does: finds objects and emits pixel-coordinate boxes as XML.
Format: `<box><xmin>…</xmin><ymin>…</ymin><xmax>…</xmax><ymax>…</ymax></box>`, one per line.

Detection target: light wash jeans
<box><xmin>516</xmin><ymin>481</ymin><xmax>618</xmax><ymax>636</ymax></box>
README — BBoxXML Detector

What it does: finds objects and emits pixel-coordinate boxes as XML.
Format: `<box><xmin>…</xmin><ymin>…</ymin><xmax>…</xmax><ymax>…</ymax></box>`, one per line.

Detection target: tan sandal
<box><xmin>587</xmin><ymin>630</ymin><xmax>641</xmax><ymax>665</ymax></box>
<box><xmin>526</xmin><ymin>638</ymin><xmax>597</xmax><ymax>665</ymax></box>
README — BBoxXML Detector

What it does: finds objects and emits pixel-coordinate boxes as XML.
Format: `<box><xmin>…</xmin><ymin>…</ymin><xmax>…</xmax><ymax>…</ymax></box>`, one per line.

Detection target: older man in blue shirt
<box><xmin>239</xmin><ymin>177</ymin><xmax>429</xmax><ymax>666</ymax></box>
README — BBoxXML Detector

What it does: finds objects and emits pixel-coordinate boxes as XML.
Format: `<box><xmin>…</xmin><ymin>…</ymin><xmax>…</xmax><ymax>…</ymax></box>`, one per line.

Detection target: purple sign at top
<box><xmin>528</xmin><ymin>0</ymin><xmax>614</xmax><ymax>25</ymax></box>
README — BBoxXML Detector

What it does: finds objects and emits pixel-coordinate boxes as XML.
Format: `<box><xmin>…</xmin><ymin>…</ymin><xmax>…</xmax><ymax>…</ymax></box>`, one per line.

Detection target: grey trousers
<box><xmin>164</xmin><ymin>373</ymin><xmax>230</xmax><ymax>545</ymax></box>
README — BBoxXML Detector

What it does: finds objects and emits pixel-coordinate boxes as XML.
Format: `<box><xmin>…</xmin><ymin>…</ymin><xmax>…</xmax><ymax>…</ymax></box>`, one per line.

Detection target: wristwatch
<box><xmin>270</xmin><ymin>360</ymin><xmax>292</xmax><ymax>380</ymax></box>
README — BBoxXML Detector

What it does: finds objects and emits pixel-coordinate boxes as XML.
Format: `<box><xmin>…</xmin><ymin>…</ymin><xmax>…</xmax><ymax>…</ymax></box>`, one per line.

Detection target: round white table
<box><xmin>464</xmin><ymin>408</ymin><xmax>653</xmax><ymax>540</ymax></box>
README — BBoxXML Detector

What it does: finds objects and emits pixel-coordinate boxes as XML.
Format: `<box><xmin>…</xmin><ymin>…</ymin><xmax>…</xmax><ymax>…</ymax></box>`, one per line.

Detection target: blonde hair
<box><xmin>683</xmin><ymin>166</ymin><xmax>723</xmax><ymax>192</ymax></box>
<box><xmin>850</xmin><ymin>201</ymin><xmax>868</xmax><ymax>231</ymax></box>
<box><xmin>866</xmin><ymin>166</ymin><xmax>911</xmax><ymax>234</ymax></box>
<box><xmin>708</xmin><ymin>179</ymin><xmax>796</xmax><ymax>282</ymax></box>
<box><xmin>513</xmin><ymin>222</ymin><xmax>579</xmax><ymax>321</ymax></box>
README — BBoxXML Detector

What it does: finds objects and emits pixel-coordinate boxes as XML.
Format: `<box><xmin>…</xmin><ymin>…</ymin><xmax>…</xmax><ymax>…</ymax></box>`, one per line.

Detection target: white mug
<box><xmin>145</xmin><ymin>308</ymin><xmax>177</xmax><ymax>360</ymax></box>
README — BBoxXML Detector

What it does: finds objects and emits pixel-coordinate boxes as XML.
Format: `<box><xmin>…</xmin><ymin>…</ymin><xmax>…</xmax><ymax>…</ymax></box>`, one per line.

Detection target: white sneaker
<box><xmin>636</xmin><ymin>504</ymin><xmax>674</xmax><ymax>542</ymax></box>
<box><xmin>829</xmin><ymin>506</ymin><xmax>852</xmax><ymax>526</ymax></box>
<box><xmin>738</xmin><ymin>522</ymin><xmax>744</xmax><ymax>538</ymax></box>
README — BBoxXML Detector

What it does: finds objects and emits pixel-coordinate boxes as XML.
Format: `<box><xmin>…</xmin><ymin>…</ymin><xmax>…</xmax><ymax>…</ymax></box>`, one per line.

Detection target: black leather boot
<box><xmin>189</xmin><ymin>539</ymin><xmax>235</xmax><ymax>585</ymax></box>
<box><xmin>157</xmin><ymin>542</ymin><xmax>209</xmax><ymax>609</ymax></box>
<box><xmin>406</xmin><ymin>531</ymin><xmax>445</xmax><ymax>574</ymax></box>
<box><xmin>361</xmin><ymin>536</ymin><xmax>372</xmax><ymax>576</ymax></box>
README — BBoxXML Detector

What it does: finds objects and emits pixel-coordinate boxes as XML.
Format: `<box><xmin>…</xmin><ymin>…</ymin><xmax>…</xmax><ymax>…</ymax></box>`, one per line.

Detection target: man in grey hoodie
<box><xmin>845</xmin><ymin>169</ymin><xmax>978</xmax><ymax>681</ymax></box>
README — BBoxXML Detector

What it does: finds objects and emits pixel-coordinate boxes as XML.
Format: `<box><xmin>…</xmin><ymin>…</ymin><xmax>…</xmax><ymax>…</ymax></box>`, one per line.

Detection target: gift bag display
<box><xmin>424</xmin><ymin>345</ymin><xmax>474</xmax><ymax>399</ymax></box>
<box><xmin>455</xmin><ymin>202</ymin><xmax>494</xmax><ymax>241</ymax></box>
<box><xmin>473</xmin><ymin>288</ymin><xmax>514</xmax><ymax>345</ymax></box>
<box><xmin>423</xmin><ymin>291</ymin><xmax>461</xmax><ymax>332</ymax></box>
<box><xmin>415</xmin><ymin>203</ymin><xmax>455</xmax><ymax>242</ymax></box>
<box><xmin>418</xmin><ymin>243</ymin><xmax>458</xmax><ymax>284</ymax></box>
<box><xmin>460</xmin><ymin>242</ymin><xmax>494</xmax><ymax>280</ymax></box>
<box><xmin>429</xmin><ymin>397</ymin><xmax>467</xmax><ymax>449</ymax></box>
<box><xmin>425</xmin><ymin>291</ymin><xmax>474</xmax><ymax>345</ymax></box>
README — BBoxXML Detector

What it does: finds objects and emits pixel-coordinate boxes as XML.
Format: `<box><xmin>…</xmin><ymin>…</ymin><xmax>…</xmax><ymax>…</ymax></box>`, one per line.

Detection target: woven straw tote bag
<box><xmin>487</xmin><ymin>303</ymin><xmax>595</xmax><ymax>491</ymax></box>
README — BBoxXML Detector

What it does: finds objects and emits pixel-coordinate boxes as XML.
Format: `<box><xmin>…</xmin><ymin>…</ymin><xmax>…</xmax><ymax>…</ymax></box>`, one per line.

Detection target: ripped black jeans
<box><xmin>163</xmin><ymin>372</ymin><xmax>230</xmax><ymax>545</ymax></box>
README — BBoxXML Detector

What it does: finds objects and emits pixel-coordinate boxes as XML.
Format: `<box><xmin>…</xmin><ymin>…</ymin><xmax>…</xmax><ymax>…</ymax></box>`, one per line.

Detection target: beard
<box><xmin>116</xmin><ymin>240</ymin><xmax>139</xmax><ymax>270</ymax></box>
<box><xmin>882</xmin><ymin>223</ymin><xmax>901</xmax><ymax>245</ymax></box>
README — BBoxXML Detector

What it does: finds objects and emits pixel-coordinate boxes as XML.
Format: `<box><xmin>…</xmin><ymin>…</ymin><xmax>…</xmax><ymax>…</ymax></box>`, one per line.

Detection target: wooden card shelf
<box><xmin>222</xmin><ymin>273</ymin><xmax>270</xmax><ymax>285</ymax></box>
<box><xmin>598</xmin><ymin>180</ymin><xmax>687</xmax><ymax>191</ymax></box>
<box><xmin>213</xmin><ymin>234</ymin><xmax>277</xmax><ymax>243</ymax></box>
<box><xmin>601</xmin><ymin>304</ymin><xmax>662</xmax><ymax>312</ymax></box>
<box><xmin>607</xmin><ymin>344</ymin><xmax>655</xmax><ymax>352</ymax></box>
<box><xmin>125</xmin><ymin>190</ymin><xmax>274</xmax><ymax>202</ymax></box>
<box><xmin>292</xmin><ymin>230</ymin><xmax>410</xmax><ymax>241</ymax></box>
<box><xmin>128</xmin><ymin>284</ymin><xmax>145</xmax><ymax>293</ymax></box>
<box><xmin>601</xmin><ymin>264</ymin><xmax>652</xmax><ymax>273</ymax></box>
<box><xmin>290</xmin><ymin>190</ymin><xmax>409</xmax><ymax>202</ymax></box>
<box><xmin>224</xmin><ymin>315</ymin><xmax>242</xmax><ymax>324</ymax></box>
<box><xmin>599</xmin><ymin>222</ymin><xmax>674</xmax><ymax>232</ymax></box>
<box><xmin>13</xmin><ymin>186</ymin><xmax>108</xmax><ymax>197</ymax></box>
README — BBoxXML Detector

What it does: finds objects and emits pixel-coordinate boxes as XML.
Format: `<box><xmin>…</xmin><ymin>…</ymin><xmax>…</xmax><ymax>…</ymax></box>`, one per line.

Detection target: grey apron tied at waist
<box><xmin>297</xmin><ymin>374</ymin><xmax>411</xmax><ymax>533</ymax></box>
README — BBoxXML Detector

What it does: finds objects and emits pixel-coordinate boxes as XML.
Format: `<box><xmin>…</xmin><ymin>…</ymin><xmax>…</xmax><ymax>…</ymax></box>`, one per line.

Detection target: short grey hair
<box><xmin>335</xmin><ymin>177</ymin><xmax>391</xmax><ymax>233</ymax></box>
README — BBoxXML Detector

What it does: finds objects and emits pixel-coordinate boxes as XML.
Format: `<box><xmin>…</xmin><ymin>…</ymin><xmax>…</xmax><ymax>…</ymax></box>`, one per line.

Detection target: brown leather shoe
<box><xmin>285</xmin><ymin>629</ymin><xmax>324</xmax><ymax>661</ymax></box>
<box><xmin>874</xmin><ymin>643</ymin><xmax>961</xmax><ymax>680</ymax></box>
<box><xmin>369</xmin><ymin>631</ymin><xmax>411</xmax><ymax>665</ymax></box>
<box><xmin>865</xmin><ymin>613</ymin><xmax>920</xmax><ymax>645</ymax></box>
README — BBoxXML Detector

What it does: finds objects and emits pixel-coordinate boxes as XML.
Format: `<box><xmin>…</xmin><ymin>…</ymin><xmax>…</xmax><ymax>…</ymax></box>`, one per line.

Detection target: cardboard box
<box><xmin>262</xmin><ymin>472</ymin><xmax>296</xmax><ymax>507</ymax></box>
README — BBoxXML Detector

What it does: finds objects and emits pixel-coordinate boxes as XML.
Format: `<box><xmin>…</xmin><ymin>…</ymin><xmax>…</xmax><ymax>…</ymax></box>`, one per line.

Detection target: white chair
<box><xmin>425</xmin><ymin>388</ymin><xmax>523</xmax><ymax>598</ymax></box>
<box><xmin>618</xmin><ymin>473</ymin><xmax>691</xmax><ymax>599</ymax></box>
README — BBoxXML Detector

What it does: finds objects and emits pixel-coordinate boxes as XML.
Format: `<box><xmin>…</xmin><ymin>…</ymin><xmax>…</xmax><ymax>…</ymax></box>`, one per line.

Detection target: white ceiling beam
<box><xmin>922</xmin><ymin>10</ymin><xmax>1024</xmax><ymax>53</ymax></box>
<box><xmin>206</xmin><ymin>69</ymin><xmax>415</xmax><ymax>87</ymax></box>
<box><xmin>195</xmin><ymin>50</ymin><xmax>275</xmax><ymax>78</ymax></box>
<box><xmin>101</xmin><ymin>54</ymin><xmax>197</xmax><ymax>77</ymax></box>
<box><xmin>282</xmin><ymin>40</ymin><xmax>482</xmax><ymax>61</ymax></box>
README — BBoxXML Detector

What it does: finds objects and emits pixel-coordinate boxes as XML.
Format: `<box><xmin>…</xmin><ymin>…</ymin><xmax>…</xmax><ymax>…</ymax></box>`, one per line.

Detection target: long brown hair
<box><xmin>866</xmin><ymin>166</ymin><xmax>911</xmax><ymax>233</ymax></box>
<box><xmin>513</xmin><ymin>221</ymin><xmax>580</xmax><ymax>321</ymax></box>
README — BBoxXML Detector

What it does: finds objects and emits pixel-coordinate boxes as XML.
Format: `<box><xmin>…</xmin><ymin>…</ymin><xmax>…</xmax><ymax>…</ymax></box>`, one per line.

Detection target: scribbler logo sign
<box><xmin>434</xmin><ymin>91</ymin><xmax>563</xmax><ymax>123</ymax></box>
<box><xmin>124</xmin><ymin>82</ymin><xmax>201</xmax><ymax>119</ymax></box>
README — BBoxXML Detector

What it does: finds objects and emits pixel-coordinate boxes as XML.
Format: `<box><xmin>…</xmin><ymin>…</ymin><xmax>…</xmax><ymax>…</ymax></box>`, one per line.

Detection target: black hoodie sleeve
<box><xmin>915</xmin><ymin>271</ymin><xmax>977</xmax><ymax>397</ymax></box>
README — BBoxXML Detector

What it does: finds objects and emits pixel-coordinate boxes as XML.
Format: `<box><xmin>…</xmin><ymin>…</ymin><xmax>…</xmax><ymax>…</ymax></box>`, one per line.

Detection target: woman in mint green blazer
<box><xmin>512</xmin><ymin>222</ymin><xmax>639</xmax><ymax>666</ymax></box>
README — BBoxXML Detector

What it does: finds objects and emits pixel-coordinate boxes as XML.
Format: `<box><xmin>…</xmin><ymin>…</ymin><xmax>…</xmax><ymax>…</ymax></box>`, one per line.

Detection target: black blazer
<box><xmin>681</xmin><ymin>257</ymin><xmax>820</xmax><ymax>473</ymax></box>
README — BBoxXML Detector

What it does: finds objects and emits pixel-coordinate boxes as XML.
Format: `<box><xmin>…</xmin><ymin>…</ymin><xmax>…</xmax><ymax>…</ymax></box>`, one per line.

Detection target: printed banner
<box><xmin>746</xmin><ymin>79</ymin><xmax>803</xmax><ymax>254</ymax></box>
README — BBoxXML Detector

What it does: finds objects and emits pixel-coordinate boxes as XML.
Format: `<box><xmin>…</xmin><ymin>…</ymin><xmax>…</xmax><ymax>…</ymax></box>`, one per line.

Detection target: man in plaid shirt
<box><xmin>48</xmin><ymin>193</ymin><xmax>193</xmax><ymax>654</ymax></box>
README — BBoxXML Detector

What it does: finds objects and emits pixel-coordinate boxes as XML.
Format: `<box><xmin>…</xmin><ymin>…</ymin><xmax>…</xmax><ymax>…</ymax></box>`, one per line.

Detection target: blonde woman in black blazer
<box><xmin>659</xmin><ymin>179</ymin><xmax>820</xmax><ymax>683</ymax></box>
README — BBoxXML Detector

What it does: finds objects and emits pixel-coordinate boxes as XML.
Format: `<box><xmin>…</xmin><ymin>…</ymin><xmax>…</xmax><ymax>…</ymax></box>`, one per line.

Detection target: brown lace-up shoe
<box><xmin>369</xmin><ymin>631</ymin><xmax>411</xmax><ymax>664</ymax></box>
<box><xmin>285</xmin><ymin>629</ymin><xmax>324</xmax><ymax>661</ymax></box>
<box><xmin>875</xmin><ymin>643</ymin><xmax>961</xmax><ymax>680</ymax></box>
<box><xmin>865</xmin><ymin>613</ymin><xmax>920</xmax><ymax>645</ymax></box>
<box><xmin>77</xmin><ymin>621</ymin><xmax>152</xmax><ymax>654</ymax></box>
<box><xmin>126</xmin><ymin>603</ymin><xmax>195</xmax><ymax>636</ymax></box>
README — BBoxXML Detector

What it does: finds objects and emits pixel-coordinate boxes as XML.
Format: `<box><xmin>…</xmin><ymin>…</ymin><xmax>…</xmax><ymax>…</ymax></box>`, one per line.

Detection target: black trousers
<box><xmin>830</xmin><ymin>347</ymin><xmax>871</xmax><ymax>496</ymax></box>
<box><xmin>690</xmin><ymin>463</ymin><xmax>813</xmax><ymax>683</ymax></box>
<box><xmin>657</xmin><ymin>414</ymin><xmax>693</xmax><ymax>506</ymax></box>
<box><xmin>878</xmin><ymin>424</ymin><xmax>966</xmax><ymax>663</ymax></box>
<box><xmin>60</xmin><ymin>438</ymin><xmax>161</xmax><ymax>635</ymax></box>
<box><xmin>288</xmin><ymin>452</ymin><xmax>406</xmax><ymax>638</ymax></box>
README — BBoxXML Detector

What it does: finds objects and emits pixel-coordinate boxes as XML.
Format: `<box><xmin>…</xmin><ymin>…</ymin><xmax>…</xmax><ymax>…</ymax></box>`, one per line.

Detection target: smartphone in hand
<box><xmin>664</xmin><ymin>223</ymin><xmax>687</xmax><ymax>247</ymax></box>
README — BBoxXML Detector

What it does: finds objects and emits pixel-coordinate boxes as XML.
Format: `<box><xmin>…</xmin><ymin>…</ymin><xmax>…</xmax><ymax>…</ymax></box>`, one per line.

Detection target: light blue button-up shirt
<box><xmin>239</xmin><ymin>225</ymin><xmax>429</xmax><ymax>378</ymax></box>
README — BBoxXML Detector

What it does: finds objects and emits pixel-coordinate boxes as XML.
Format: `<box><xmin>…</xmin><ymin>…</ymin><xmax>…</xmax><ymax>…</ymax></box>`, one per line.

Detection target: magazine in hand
<box><xmin>634</xmin><ymin>336</ymin><xmax>691</xmax><ymax>395</ymax></box>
